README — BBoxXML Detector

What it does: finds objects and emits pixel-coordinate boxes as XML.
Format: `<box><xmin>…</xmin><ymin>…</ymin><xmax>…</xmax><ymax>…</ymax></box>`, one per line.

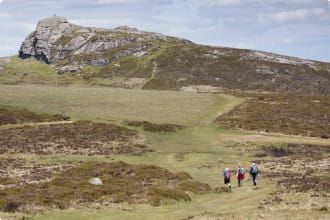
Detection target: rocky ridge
<box><xmin>16</xmin><ymin>16</ymin><xmax>330</xmax><ymax>94</ymax></box>
<box><xmin>19</xmin><ymin>16</ymin><xmax>183</xmax><ymax>65</ymax></box>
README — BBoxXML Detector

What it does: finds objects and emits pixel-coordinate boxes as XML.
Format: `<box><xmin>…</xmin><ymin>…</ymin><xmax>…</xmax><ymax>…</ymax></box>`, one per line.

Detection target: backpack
<box><xmin>251</xmin><ymin>165</ymin><xmax>258</xmax><ymax>175</ymax></box>
<box><xmin>225</xmin><ymin>171</ymin><xmax>230</xmax><ymax>179</ymax></box>
<box><xmin>238</xmin><ymin>168</ymin><xmax>244</xmax><ymax>175</ymax></box>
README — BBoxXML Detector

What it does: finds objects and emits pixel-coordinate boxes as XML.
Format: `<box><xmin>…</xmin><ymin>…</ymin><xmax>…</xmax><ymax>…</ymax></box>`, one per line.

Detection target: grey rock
<box><xmin>133</xmin><ymin>51</ymin><xmax>148</xmax><ymax>57</ymax></box>
<box><xmin>19</xmin><ymin>16</ymin><xmax>179</xmax><ymax>65</ymax></box>
<box><xmin>88</xmin><ymin>177</ymin><xmax>103</xmax><ymax>186</ymax></box>
<box><xmin>59</xmin><ymin>65</ymin><xmax>80</xmax><ymax>73</ymax></box>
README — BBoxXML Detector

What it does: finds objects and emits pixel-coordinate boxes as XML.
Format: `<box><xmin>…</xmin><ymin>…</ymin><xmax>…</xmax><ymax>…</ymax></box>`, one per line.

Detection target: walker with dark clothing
<box><xmin>223</xmin><ymin>168</ymin><xmax>231</xmax><ymax>188</ymax></box>
<box><xmin>250</xmin><ymin>163</ymin><xmax>259</xmax><ymax>186</ymax></box>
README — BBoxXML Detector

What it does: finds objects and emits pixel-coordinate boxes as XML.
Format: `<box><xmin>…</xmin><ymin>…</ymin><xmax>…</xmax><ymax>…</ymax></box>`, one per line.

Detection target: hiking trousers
<box><xmin>252</xmin><ymin>174</ymin><xmax>257</xmax><ymax>186</ymax></box>
<box><xmin>238</xmin><ymin>178</ymin><xmax>243</xmax><ymax>187</ymax></box>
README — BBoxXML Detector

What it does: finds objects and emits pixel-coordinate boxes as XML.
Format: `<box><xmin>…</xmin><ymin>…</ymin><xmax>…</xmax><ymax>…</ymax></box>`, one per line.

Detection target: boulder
<box><xmin>88</xmin><ymin>177</ymin><xmax>103</xmax><ymax>186</ymax></box>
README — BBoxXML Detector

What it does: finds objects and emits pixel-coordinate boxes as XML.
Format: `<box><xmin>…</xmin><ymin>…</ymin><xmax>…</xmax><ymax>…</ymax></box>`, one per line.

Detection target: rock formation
<box><xmin>19</xmin><ymin>16</ymin><xmax>179</xmax><ymax>64</ymax></box>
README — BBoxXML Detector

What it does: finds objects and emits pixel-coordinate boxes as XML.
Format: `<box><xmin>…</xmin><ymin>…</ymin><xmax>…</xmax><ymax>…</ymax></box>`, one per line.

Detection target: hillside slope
<box><xmin>2</xmin><ymin>16</ymin><xmax>326</xmax><ymax>94</ymax></box>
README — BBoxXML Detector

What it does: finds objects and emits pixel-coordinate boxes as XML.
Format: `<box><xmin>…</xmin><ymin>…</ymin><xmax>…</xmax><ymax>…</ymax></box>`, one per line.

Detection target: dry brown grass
<box><xmin>216</xmin><ymin>93</ymin><xmax>330</xmax><ymax>138</ymax></box>
<box><xmin>0</xmin><ymin>161</ymin><xmax>211</xmax><ymax>212</ymax></box>
<box><xmin>0</xmin><ymin>105</ymin><xmax>69</xmax><ymax>126</ymax></box>
<box><xmin>0</xmin><ymin>121</ymin><xmax>149</xmax><ymax>156</ymax></box>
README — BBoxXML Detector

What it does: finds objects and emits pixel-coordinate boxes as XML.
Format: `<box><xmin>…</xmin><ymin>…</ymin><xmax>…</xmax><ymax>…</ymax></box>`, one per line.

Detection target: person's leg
<box><xmin>253</xmin><ymin>175</ymin><xmax>257</xmax><ymax>185</ymax></box>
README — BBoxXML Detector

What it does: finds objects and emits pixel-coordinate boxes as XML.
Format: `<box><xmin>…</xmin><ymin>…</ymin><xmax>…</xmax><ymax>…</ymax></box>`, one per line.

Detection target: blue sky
<box><xmin>0</xmin><ymin>0</ymin><xmax>329</xmax><ymax>62</ymax></box>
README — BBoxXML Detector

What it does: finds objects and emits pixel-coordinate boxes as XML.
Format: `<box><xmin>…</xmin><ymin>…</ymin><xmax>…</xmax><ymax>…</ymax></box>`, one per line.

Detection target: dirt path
<box><xmin>0</xmin><ymin>120</ymin><xmax>74</xmax><ymax>130</ymax></box>
<box><xmin>219</xmin><ymin>132</ymin><xmax>330</xmax><ymax>145</ymax></box>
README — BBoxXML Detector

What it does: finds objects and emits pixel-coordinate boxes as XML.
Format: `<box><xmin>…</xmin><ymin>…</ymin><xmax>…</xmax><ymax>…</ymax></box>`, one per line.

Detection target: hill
<box><xmin>7</xmin><ymin>16</ymin><xmax>328</xmax><ymax>94</ymax></box>
<box><xmin>0</xmin><ymin>16</ymin><xmax>329</xmax><ymax>220</ymax></box>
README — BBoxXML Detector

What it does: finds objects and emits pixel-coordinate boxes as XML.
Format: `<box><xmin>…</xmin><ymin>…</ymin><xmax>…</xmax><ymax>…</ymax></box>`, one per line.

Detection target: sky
<box><xmin>0</xmin><ymin>0</ymin><xmax>329</xmax><ymax>62</ymax></box>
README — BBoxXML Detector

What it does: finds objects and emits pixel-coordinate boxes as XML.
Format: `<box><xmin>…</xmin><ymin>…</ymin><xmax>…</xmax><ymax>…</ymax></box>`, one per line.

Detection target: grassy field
<box><xmin>0</xmin><ymin>85</ymin><xmax>329</xmax><ymax>220</ymax></box>
<box><xmin>0</xmin><ymin>85</ymin><xmax>242</xmax><ymax>125</ymax></box>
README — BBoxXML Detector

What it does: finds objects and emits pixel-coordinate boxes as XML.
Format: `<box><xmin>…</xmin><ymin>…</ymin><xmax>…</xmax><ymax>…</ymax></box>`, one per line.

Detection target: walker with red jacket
<box><xmin>236</xmin><ymin>164</ymin><xmax>245</xmax><ymax>187</ymax></box>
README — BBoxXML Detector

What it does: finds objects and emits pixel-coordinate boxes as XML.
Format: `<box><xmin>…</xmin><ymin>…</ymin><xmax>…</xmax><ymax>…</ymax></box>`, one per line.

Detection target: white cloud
<box><xmin>233</xmin><ymin>42</ymin><xmax>255</xmax><ymax>49</ymax></box>
<box><xmin>259</xmin><ymin>8</ymin><xmax>327</xmax><ymax>23</ymax></box>
<box><xmin>97</xmin><ymin>0</ymin><xmax>140</xmax><ymax>3</ymax></box>
<box><xmin>190</xmin><ymin>0</ymin><xmax>241</xmax><ymax>7</ymax></box>
<box><xmin>283</xmin><ymin>37</ymin><xmax>294</xmax><ymax>44</ymax></box>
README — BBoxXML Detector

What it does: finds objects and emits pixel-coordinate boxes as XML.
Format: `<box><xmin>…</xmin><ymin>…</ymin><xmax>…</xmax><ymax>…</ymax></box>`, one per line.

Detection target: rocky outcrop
<box><xmin>19</xmin><ymin>16</ymin><xmax>75</xmax><ymax>63</ymax></box>
<box><xmin>19</xmin><ymin>16</ymin><xmax>176</xmax><ymax>64</ymax></box>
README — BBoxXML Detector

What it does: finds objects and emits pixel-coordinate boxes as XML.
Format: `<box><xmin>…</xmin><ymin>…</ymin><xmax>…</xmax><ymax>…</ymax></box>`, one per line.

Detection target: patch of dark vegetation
<box><xmin>255</xmin><ymin>145</ymin><xmax>293</xmax><ymax>157</ymax></box>
<box><xmin>126</xmin><ymin>120</ymin><xmax>185</xmax><ymax>132</ymax></box>
<box><xmin>0</xmin><ymin>161</ymin><xmax>211</xmax><ymax>212</ymax></box>
<box><xmin>255</xmin><ymin>143</ymin><xmax>330</xmax><ymax>159</ymax></box>
<box><xmin>216</xmin><ymin>94</ymin><xmax>330</xmax><ymax>139</ymax></box>
<box><xmin>0</xmin><ymin>157</ymin><xmax>73</xmax><ymax>187</ymax></box>
<box><xmin>318</xmin><ymin>207</ymin><xmax>328</xmax><ymax>212</ymax></box>
<box><xmin>277</xmin><ymin>175</ymin><xmax>330</xmax><ymax>194</ymax></box>
<box><xmin>215</xmin><ymin>186</ymin><xmax>232</xmax><ymax>193</ymax></box>
<box><xmin>257</xmin><ymin>143</ymin><xmax>330</xmax><ymax>194</ymax></box>
<box><xmin>142</xmin><ymin>44</ymin><xmax>330</xmax><ymax>94</ymax></box>
<box><xmin>0</xmin><ymin>121</ymin><xmax>150</xmax><ymax>155</ymax></box>
<box><xmin>0</xmin><ymin>106</ymin><xmax>70</xmax><ymax>126</ymax></box>
<box><xmin>178</xmin><ymin>181</ymin><xmax>212</xmax><ymax>194</ymax></box>
<box><xmin>98</xmin><ymin>54</ymin><xmax>153</xmax><ymax>78</ymax></box>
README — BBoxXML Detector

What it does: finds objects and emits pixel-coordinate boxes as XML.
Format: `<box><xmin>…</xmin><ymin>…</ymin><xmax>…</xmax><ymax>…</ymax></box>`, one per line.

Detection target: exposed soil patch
<box><xmin>216</xmin><ymin>94</ymin><xmax>330</xmax><ymax>139</ymax></box>
<box><xmin>0</xmin><ymin>161</ymin><xmax>211</xmax><ymax>212</ymax></box>
<box><xmin>126</xmin><ymin>120</ymin><xmax>185</xmax><ymax>133</ymax></box>
<box><xmin>256</xmin><ymin>144</ymin><xmax>330</xmax><ymax>194</ymax></box>
<box><xmin>0</xmin><ymin>106</ymin><xmax>70</xmax><ymax>126</ymax></box>
<box><xmin>0</xmin><ymin>121</ymin><xmax>150</xmax><ymax>155</ymax></box>
<box><xmin>0</xmin><ymin>157</ymin><xmax>73</xmax><ymax>188</ymax></box>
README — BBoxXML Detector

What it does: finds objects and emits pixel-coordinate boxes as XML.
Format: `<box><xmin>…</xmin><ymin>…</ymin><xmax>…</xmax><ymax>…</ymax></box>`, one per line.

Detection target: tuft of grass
<box><xmin>215</xmin><ymin>186</ymin><xmax>232</xmax><ymax>193</ymax></box>
<box><xmin>178</xmin><ymin>181</ymin><xmax>212</xmax><ymax>194</ymax></box>
<box><xmin>0</xmin><ymin>105</ymin><xmax>70</xmax><ymax>125</ymax></box>
<box><xmin>125</xmin><ymin>120</ymin><xmax>185</xmax><ymax>133</ymax></box>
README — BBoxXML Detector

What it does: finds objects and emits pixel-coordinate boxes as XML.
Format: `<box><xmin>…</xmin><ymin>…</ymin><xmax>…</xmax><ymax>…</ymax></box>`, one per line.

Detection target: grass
<box><xmin>0</xmin><ymin>105</ymin><xmax>69</xmax><ymax>125</ymax></box>
<box><xmin>0</xmin><ymin>56</ymin><xmax>82</xmax><ymax>85</ymax></box>
<box><xmin>0</xmin><ymin>161</ymin><xmax>212</xmax><ymax>212</ymax></box>
<box><xmin>0</xmin><ymin>85</ymin><xmax>329</xmax><ymax>219</ymax></box>
<box><xmin>0</xmin><ymin>84</ymin><xmax>242</xmax><ymax>126</ymax></box>
<box><xmin>29</xmin><ymin>184</ymin><xmax>276</xmax><ymax>220</ymax></box>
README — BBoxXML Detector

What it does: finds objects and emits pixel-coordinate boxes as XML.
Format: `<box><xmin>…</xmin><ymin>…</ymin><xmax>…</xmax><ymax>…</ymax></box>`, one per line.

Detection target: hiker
<box><xmin>223</xmin><ymin>168</ymin><xmax>231</xmax><ymax>188</ymax></box>
<box><xmin>236</xmin><ymin>164</ymin><xmax>245</xmax><ymax>187</ymax></box>
<box><xmin>250</xmin><ymin>163</ymin><xmax>259</xmax><ymax>186</ymax></box>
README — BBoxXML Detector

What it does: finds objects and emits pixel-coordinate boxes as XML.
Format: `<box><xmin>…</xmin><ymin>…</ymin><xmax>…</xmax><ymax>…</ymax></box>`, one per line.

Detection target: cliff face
<box><xmin>19</xmin><ymin>17</ymin><xmax>74</xmax><ymax>63</ymax></box>
<box><xmin>19</xmin><ymin>16</ymin><xmax>180</xmax><ymax>64</ymax></box>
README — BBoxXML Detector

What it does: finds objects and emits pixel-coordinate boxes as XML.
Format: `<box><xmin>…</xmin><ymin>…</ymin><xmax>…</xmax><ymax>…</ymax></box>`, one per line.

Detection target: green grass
<box><xmin>0</xmin><ymin>85</ymin><xmax>242</xmax><ymax>126</ymax></box>
<box><xmin>30</xmin><ymin>184</ymin><xmax>275</xmax><ymax>220</ymax></box>
<box><xmin>0</xmin><ymin>56</ymin><xmax>78</xmax><ymax>85</ymax></box>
